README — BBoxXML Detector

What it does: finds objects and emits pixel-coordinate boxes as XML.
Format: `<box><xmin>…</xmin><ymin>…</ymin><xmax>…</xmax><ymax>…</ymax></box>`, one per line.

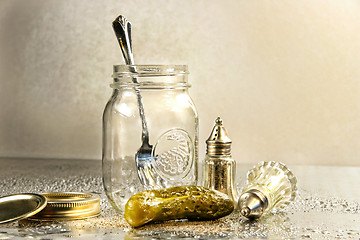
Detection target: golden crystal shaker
<box><xmin>202</xmin><ymin>117</ymin><xmax>238</xmax><ymax>207</ymax></box>
<box><xmin>238</xmin><ymin>161</ymin><xmax>297</xmax><ymax>219</ymax></box>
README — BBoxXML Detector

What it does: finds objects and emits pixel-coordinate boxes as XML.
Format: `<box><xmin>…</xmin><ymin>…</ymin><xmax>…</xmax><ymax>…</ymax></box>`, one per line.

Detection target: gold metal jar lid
<box><xmin>0</xmin><ymin>193</ymin><xmax>47</xmax><ymax>224</ymax></box>
<box><xmin>30</xmin><ymin>192</ymin><xmax>100</xmax><ymax>220</ymax></box>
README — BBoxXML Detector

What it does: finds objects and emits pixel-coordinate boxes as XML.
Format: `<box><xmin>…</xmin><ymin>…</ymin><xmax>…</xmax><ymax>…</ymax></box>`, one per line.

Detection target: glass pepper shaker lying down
<box><xmin>238</xmin><ymin>161</ymin><xmax>297</xmax><ymax>219</ymax></box>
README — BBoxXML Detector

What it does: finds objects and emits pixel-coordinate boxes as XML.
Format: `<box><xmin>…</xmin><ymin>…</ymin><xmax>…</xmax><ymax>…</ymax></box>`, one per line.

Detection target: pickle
<box><xmin>124</xmin><ymin>185</ymin><xmax>234</xmax><ymax>227</ymax></box>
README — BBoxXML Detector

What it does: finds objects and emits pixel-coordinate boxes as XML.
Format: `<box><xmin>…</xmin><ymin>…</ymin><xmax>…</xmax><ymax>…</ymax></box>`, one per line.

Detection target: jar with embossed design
<box><xmin>102</xmin><ymin>65</ymin><xmax>199</xmax><ymax>213</ymax></box>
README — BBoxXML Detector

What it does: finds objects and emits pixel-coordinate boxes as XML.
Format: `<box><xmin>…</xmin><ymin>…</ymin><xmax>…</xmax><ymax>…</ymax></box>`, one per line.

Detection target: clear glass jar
<box><xmin>102</xmin><ymin>65</ymin><xmax>199</xmax><ymax>213</ymax></box>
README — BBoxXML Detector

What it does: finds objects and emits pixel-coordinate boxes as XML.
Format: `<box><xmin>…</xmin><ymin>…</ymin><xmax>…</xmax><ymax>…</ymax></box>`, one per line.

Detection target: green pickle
<box><xmin>124</xmin><ymin>185</ymin><xmax>234</xmax><ymax>227</ymax></box>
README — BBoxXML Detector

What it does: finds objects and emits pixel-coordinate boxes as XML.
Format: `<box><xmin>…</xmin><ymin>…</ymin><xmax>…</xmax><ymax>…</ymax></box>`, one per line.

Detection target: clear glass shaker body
<box><xmin>102</xmin><ymin>65</ymin><xmax>199</xmax><ymax>213</ymax></box>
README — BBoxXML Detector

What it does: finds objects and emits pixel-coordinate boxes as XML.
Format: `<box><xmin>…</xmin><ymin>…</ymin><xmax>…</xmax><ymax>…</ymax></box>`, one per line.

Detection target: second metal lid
<box><xmin>30</xmin><ymin>192</ymin><xmax>100</xmax><ymax>220</ymax></box>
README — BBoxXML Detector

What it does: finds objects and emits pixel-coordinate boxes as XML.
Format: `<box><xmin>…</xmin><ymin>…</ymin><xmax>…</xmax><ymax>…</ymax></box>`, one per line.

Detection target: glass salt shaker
<box><xmin>102</xmin><ymin>65</ymin><xmax>199</xmax><ymax>213</ymax></box>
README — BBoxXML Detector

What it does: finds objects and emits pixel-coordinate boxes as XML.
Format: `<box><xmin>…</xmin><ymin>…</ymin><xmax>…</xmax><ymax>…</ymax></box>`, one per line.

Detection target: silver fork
<box><xmin>112</xmin><ymin>15</ymin><xmax>162</xmax><ymax>188</ymax></box>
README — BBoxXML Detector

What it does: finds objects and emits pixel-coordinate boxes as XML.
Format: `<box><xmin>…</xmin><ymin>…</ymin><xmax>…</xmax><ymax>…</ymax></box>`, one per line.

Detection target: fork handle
<box><xmin>112</xmin><ymin>15</ymin><xmax>135</xmax><ymax>66</ymax></box>
<box><xmin>112</xmin><ymin>15</ymin><xmax>149</xmax><ymax>139</ymax></box>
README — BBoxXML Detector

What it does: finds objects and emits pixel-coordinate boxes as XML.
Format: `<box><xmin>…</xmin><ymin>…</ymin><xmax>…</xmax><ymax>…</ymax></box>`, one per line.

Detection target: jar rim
<box><xmin>113</xmin><ymin>65</ymin><xmax>189</xmax><ymax>78</ymax></box>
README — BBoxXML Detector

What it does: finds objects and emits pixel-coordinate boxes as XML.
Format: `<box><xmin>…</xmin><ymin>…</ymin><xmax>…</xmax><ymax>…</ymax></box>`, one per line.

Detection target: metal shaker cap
<box><xmin>238</xmin><ymin>189</ymin><xmax>269</xmax><ymax>219</ymax></box>
<box><xmin>206</xmin><ymin>117</ymin><xmax>232</xmax><ymax>155</ymax></box>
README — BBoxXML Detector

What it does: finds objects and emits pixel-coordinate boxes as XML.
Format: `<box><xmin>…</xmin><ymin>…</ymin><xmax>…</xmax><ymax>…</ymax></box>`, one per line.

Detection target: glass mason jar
<box><xmin>102</xmin><ymin>65</ymin><xmax>199</xmax><ymax>213</ymax></box>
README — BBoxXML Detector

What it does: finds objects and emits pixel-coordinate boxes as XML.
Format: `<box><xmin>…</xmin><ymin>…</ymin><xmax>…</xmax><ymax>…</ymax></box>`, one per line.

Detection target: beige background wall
<box><xmin>1</xmin><ymin>0</ymin><xmax>360</xmax><ymax>166</ymax></box>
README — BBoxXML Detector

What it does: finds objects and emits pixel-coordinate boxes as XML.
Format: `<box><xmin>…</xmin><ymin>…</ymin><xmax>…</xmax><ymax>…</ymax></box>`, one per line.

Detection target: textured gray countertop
<box><xmin>0</xmin><ymin>158</ymin><xmax>359</xmax><ymax>239</ymax></box>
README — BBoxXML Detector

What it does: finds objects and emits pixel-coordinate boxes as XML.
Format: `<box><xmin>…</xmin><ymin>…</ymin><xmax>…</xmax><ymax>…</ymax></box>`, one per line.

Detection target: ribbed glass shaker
<box><xmin>102</xmin><ymin>65</ymin><xmax>199</xmax><ymax>213</ymax></box>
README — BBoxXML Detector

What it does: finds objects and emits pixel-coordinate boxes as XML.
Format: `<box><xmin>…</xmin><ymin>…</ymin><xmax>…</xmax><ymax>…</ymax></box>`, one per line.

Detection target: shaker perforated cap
<box><xmin>206</xmin><ymin>117</ymin><xmax>232</xmax><ymax>155</ymax></box>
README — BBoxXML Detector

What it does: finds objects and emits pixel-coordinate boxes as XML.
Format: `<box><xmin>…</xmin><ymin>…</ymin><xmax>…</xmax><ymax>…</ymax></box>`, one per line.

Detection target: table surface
<box><xmin>0</xmin><ymin>158</ymin><xmax>359</xmax><ymax>239</ymax></box>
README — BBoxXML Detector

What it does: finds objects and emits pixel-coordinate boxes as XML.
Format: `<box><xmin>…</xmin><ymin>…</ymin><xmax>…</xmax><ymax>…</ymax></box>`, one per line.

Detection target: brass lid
<box><xmin>0</xmin><ymin>193</ymin><xmax>47</xmax><ymax>224</ymax></box>
<box><xmin>30</xmin><ymin>192</ymin><xmax>100</xmax><ymax>220</ymax></box>
<box><xmin>206</xmin><ymin>117</ymin><xmax>232</xmax><ymax>155</ymax></box>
